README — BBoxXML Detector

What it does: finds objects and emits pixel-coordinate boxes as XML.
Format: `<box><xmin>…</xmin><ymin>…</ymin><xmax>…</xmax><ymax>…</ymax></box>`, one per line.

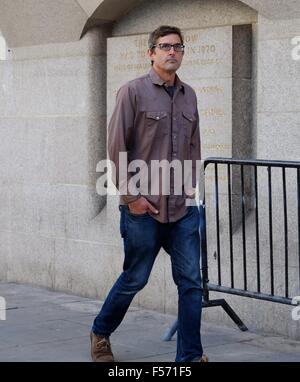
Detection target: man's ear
<box><xmin>147</xmin><ymin>49</ymin><xmax>155</xmax><ymax>60</ymax></box>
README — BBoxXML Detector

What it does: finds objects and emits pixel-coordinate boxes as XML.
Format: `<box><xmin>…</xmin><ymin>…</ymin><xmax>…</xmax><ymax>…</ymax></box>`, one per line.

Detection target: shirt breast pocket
<box><xmin>146</xmin><ymin>111</ymin><xmax>168</xmax><ymax>139</ymax></box>
<box><xmin>182</xmin><ymin>111</ymin><xmax>195</xmax><ymax>140</ymax></box>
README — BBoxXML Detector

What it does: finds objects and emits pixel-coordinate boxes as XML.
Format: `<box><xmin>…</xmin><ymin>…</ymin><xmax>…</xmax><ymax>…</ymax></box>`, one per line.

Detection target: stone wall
<box><xmin>200</xmin><ymin>14</ymin><xmax>300</xmax><ymax>340</ymax></box>
<box><xmin>1</xmin><ymin>0</ymin><xmax>300</xmax><ymax>340</ymax></box>
<box><xmin>0</xmin><ymin>27</ymin><xmax>119</xmax><ymax>298</ymax></box>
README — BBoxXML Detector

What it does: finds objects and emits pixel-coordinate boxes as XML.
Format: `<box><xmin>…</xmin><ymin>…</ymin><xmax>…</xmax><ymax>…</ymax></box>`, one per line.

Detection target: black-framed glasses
<box><xmin>151</xmin><ymin>43</ymin><xmax>185</xmax><ymax>52</ymax></box>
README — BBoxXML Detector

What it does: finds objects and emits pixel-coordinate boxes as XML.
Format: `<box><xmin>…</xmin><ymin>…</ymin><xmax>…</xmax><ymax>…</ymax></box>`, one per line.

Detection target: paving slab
<box><xmin>0</xmin><ymin>283</ymin><xmax>299</xmax><ymax>362</ymax></box>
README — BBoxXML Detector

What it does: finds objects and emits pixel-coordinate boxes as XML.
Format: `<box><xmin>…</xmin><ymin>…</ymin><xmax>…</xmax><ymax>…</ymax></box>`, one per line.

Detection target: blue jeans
<box><xmin>92</xmin><ymin>205</ymin><xmax>203</xmax><ymax>362</ymax></box>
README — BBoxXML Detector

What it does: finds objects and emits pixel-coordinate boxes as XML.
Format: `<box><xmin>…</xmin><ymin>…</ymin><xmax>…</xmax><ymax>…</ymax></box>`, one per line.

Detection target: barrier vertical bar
<box><xmin>282</xmin><ymin>167</ymin><xmax>289</xmax><ymax>298</ymax></box>
<box><xmin>241</xmin><ymin>165</ymin><xmax>247</xmax><ymax>290</ymax></box>
<box><xmin>214</xmin><ymin>163</ymin><xmax>221</xmax><ymax>285</ymax></box>
<box><xmin>268</xmin><ymin>166</ymin><xmax>274</xmax><ymax>295</ymax></box>
<box><xmin>297</xmin><ymin>168</ymin><xmax>300</xmax><ymax>293</ymax></box>
<box><xmin>227</xmin><ymin>164</ymin><xmax>234</xmax><ymax>288</ymax></box>
<box><xmin>254</xmin><ymin>165</ymin><xmax>261</xmax><ymax>293</ymax></box>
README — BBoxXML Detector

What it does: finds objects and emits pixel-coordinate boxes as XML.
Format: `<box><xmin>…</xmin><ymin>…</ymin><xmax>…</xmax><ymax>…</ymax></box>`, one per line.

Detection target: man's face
<box><xmin>148</xmin><ymin>33</ymin><xmax>184</xmax><ymax>74</ymax></box>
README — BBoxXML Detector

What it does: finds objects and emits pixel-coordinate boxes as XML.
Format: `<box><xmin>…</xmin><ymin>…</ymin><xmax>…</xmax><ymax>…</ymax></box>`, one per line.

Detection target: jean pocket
<box><xmin>126</xmin><ymin>208</ymin><xmax>149</xmax><ymax>217</ymax></box>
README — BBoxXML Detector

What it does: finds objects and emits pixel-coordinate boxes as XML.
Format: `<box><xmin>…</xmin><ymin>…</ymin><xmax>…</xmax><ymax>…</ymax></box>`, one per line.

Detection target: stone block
<box><xmin>7</xmin><ymin>232</ymin><xmax>55</xmax><ymax>287</ymax></box>
<box><xmin>53</xmin><ymin>238</ymin><xmax>123</xmax><ymax>299</ymax></box>
<box><xmin>257</xmin><ymin>112</ymin><xmax>300</xmax><ymax>160</ymax></box>
<box><xmin>257</xmin><ymin>39</ymin><xmax>300</xmax><ymax>113</ymax></box>
<box><xmin>0</xmin><ymin>231</ymin><xmax>9</xmax><ymax>281</ymax></box>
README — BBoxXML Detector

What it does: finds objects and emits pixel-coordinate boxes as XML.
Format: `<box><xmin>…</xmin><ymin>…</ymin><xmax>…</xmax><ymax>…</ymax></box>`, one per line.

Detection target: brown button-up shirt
<box><xmin>108</xmin><ymin>67</ymin><xmax>201</xmax><ymax>223</ymax></box>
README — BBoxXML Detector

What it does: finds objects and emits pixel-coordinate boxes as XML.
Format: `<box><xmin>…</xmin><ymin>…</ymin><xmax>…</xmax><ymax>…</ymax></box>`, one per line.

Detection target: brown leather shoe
<box><xmin>90</xmin><ymin>332</ymin><xmax>114</xmax><ymax>362</ymax></box>
<box><xmin>192</xmin><ymin>354</ymin><xmax>209</xmax><ymax>362</ymax></box>
<box><xmin>199</xmin><ymin>354</ymin><xmax>209</xmax><ymax>362</ymax></box>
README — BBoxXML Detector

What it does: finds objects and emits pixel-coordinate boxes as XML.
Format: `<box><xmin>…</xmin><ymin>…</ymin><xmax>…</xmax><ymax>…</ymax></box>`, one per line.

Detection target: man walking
<box><xmin>91</xmin><ymin>25</ymin><xmax>207</xmax><ymax>362</ymax></box>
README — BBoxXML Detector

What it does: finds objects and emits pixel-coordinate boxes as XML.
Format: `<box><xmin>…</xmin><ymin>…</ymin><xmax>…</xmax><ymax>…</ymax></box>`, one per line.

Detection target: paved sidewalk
<box><xmin>0</xmin><ymin>282</ymin><xmax>299</xmax><ymax>362</ymax></box>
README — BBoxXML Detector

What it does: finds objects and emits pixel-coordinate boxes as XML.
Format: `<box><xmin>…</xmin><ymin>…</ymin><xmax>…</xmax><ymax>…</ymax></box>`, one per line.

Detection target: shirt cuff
<box><xmin>121</xmin><ymin>194</ymin><xmax>142</xmax><ymax>204</ymax></box>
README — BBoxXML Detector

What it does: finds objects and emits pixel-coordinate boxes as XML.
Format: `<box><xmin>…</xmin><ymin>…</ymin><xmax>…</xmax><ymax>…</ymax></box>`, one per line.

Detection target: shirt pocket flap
<box><xmin>182</xmin><ymin>111</ymin><xmax>195</xmax><ymax>122</ymax></box>
<box><xmin>146</xmin><ymin>111</ymin><xmax>168</xmax><ymax>120</ymax></box>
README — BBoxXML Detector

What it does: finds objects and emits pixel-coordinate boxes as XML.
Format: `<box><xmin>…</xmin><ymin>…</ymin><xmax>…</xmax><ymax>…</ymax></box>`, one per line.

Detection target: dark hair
<box><xmin>148</xmin><ymin>25</ymin><xmax>184</xmax><ymax>50</ymax></box>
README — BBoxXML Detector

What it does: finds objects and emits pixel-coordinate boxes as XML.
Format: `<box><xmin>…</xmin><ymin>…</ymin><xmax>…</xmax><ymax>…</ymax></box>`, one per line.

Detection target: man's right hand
<box><xmin>128</xmin><ymin>197</ymin><xmax>159</xmax><ymax>215</ymax></box>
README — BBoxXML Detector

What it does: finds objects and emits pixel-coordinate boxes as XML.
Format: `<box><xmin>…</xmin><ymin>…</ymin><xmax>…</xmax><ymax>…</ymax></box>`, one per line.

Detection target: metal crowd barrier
<box><xmin>164</xmin><ymin>157</ymin><xmax>300</xmax><ymax>340</ymax></box>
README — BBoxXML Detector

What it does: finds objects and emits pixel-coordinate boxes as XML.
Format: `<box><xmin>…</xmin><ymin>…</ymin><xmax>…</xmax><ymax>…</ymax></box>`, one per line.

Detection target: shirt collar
<box><xmin>149</xmin><ymin>67</ymin><xmax>185</xmax><ymax>94</ymax></box>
